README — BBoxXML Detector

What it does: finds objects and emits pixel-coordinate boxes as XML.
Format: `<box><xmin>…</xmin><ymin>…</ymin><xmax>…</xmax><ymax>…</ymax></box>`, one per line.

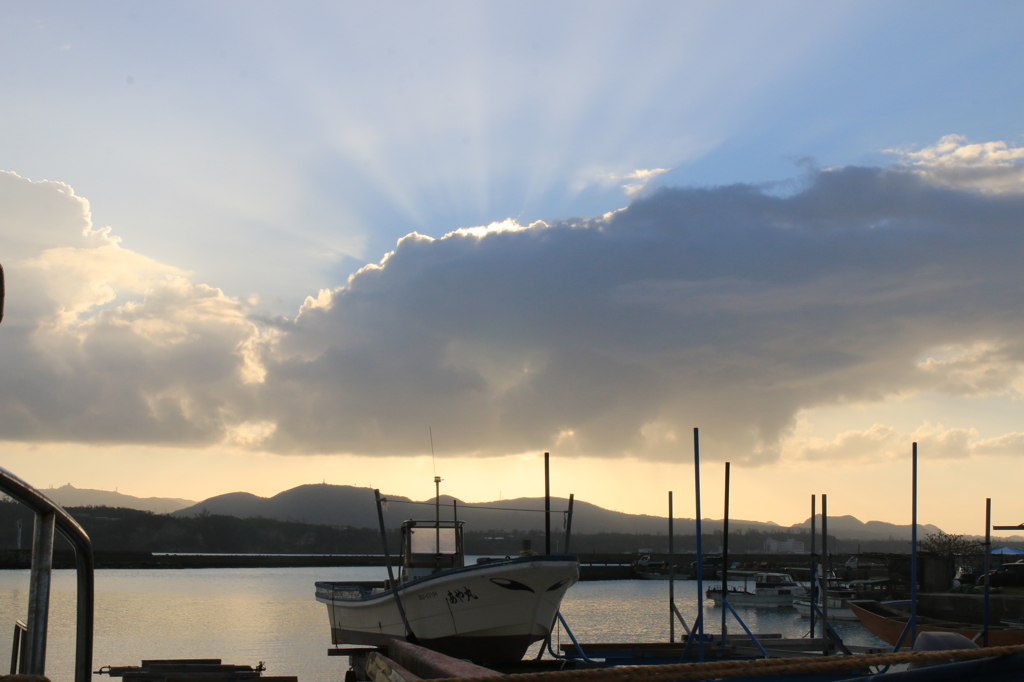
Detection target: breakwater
<box><xmin>0</xmin><ymin>549</ymin><xmax>836</xmax><ymax>578</ymax></box>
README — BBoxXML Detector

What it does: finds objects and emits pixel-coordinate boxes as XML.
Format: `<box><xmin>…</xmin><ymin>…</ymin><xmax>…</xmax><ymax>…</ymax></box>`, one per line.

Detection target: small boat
<box><xmin>631</xmin><ymin>555</ymin><xmax>681</xmax><ymax>580</ymax></box>
<box><xmin>847</xmin><ymin>599</ymin><xmax>1024</xmax><ymax>647</ymax></box>
<box><xmin>794</xmin><ymin>578</ymin><xmax>860</xmax><ymax>620</ymax></box>
<box><xmin>705</xmin><ymin>572</ymin><xmax>807</xmax><ymax>607</ymax></box>
<box><xmin>315</xmin><ymin>517</ymin><xmax>579</xmax><ymax>663</ymax></box>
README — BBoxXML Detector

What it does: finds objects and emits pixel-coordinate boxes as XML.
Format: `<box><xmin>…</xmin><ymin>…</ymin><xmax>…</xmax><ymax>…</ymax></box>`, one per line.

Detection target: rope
<box><xmin>426</xmin><ymin>643</ymin><xmax>1024</xmax><ymax>682</ymax></box>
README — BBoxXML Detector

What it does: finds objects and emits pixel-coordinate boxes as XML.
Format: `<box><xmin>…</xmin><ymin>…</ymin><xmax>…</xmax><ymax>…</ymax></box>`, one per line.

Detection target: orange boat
<box><xmin>847</xmin><ymin>599</ymin><xmax>1024</xmax><ymax>647</ymax></box>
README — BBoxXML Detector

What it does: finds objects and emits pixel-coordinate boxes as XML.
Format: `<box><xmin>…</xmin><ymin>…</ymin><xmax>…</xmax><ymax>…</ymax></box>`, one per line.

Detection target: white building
<box><xmin>764</xmin><ymin>538</ymin><xmax>806</xmax><ymax>554</ymax></box>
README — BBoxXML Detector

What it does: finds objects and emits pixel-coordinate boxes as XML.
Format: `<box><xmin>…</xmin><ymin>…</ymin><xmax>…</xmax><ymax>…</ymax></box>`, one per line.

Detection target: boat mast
<box><xmin>434</xmin><ymin>475</ymin><xmax>442</xmax><ymax>557</ymax></box>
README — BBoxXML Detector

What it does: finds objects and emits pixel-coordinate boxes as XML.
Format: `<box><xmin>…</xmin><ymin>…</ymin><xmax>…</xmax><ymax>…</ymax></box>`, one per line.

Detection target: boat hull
<box><xmin>316</xmin><ymin>555</ymin><xmax>579</xmax><ymax>663</ymax></box>
<box><xmin>633</xmin><ymin>570</ymin><xmax>679</xmax><ymax>580</ymax></box>
<box><xmin>706</xmin><ymin>589</ymin><xmax>798</xmax><ymax>607</ymax></box>
<box><xmin>793</xmin><ymin>597</ymin><xmax>858</xmax><ymax>620</ymax></box>
<box><xmin>847</xmin><ymin>599</ymin><xmax>1024</xmax><ymax>647</ymax></box>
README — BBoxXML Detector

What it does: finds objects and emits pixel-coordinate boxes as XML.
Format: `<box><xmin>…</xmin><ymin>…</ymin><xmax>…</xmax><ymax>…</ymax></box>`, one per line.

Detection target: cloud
<box><xmin>787</xmin><ymin>421</ymin><xmax>1006</xmax><ymax>465</ymax></box>
<box><xmin>886</xmin><ymin>134</ymin><xmax>1024</xmax><ymax>193</ymax></box>
<box><xmin>0</xmin><ymin>171</ymin><xmax>261</xmax><ymax>445</ymax></box>
<box><xmin>785</xmin><ymin>424</ymin><xmax>901</xmax><ymax>464</ymax></box>
<box><xmin>3</xmin><ymin>137</ymin><xmax>1024</xmax><ymax>466</ymax></box>
<box><xmin>588</xmin><ymin>167</ymin><xmax>673</xmax><ymax>197</ymax></box>
<box><xmin>973</xmin><ymin>432</ymin><xmax>1024</xmax><ymax>458</ymax></box>
<box><xmin>248</xmin><ymin>141</ymin><xmax>1024</xmax><ymax>461</ymax></box>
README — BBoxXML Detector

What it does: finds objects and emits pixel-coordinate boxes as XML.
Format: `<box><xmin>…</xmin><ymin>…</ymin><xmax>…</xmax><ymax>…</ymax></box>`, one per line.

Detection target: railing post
<box><xmin>11</xmin><ymin>620</ymin><xmax>27</xmax><ymax>674</ymax></box>
<box><xmin>25</xmin><ymin>511</ymin><xmax>56</xmax><ymax>675</ymax></box>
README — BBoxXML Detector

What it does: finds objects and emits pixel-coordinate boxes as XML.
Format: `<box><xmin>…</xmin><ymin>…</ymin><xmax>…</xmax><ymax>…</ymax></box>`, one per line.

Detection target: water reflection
<box><xmin>0</xmin><ymin>569</ymin><xmax>886</xmax><ymax>682</ymax></box>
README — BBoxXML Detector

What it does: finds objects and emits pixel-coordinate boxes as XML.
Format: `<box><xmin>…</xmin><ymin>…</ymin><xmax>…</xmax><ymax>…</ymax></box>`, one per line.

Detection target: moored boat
<box><xmin>631</xmin><ymin>555</ymin><xmax>682</xmax><ymax>580</ymax></box>
<box><xmin>315</xmin><ymin>517</ymin><xmax>579</xmax><ymax>663</ymax></box>
<box><xmin>706</xmin><ymin>571</ymin><xmax>807</xmax><ymax>607</ymax></box>
<box><xmin>847</xmin><ymin>599</ymin><xmax>1024</xmax><ymax>647</ymax></box>
<box><xmin>794</xmin><ymin>578</ymin><xmax>860</xmax><ymax>620</ymax></box>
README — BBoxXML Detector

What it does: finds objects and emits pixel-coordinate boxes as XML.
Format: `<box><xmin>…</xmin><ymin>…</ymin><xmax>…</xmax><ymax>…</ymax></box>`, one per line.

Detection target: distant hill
<box><xmin>789</xmin><ymin>514</ymin><xmax>942</xmax><ymax>542</ymax></box>
<box><xmin>43</xmin><ymin>484</ymin><xmax>195</xmax><ymax>514</ymax></box>
<box><xmin>174</xmin><ymin>483</ymin><xmax>933</xmax><ymax>541</ymax></box>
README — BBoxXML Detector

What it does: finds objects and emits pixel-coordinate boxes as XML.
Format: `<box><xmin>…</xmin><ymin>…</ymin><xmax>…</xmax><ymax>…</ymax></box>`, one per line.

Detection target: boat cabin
<box><xmin>755</xmin><ymin>572</ymin><xmax>800</xmax><ymax>588</ymax></box>
<box><xmin>400</xmin><ymin>519</ymin><xmax>466</xmax><ymax>582</ymax></box>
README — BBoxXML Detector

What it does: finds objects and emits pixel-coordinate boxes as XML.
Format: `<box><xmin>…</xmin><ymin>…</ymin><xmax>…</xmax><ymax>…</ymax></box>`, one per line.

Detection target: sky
<box><xmin>2</xmin><ymin>1</ymin><xmax>1024</xmax><ymax>536</ymax></box>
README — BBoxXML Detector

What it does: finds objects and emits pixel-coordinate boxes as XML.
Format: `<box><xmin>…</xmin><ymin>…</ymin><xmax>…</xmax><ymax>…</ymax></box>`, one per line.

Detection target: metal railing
<box><xmin>1</xmin><ymin>466</ymin><xmax>95</xmax><ymax>682</ymax></box>
<box><xmin>10</xmin><ymin>620</ymin><xmax>27</xmax><ymax>674</ymax></box>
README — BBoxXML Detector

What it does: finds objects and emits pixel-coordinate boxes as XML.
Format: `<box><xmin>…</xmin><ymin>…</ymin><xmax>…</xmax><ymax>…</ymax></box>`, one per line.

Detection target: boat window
<box><xmin>409</xmin><ymin>526</ymin><xmax>458</xmax><ymax>554</ymax></box>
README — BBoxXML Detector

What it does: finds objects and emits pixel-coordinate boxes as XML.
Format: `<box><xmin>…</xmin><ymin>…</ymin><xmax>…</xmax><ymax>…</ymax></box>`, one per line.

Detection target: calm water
<box><xmin>0</xmin><ymin>568</ymin><xmax>887</xmax><ymax>682</ymax></box>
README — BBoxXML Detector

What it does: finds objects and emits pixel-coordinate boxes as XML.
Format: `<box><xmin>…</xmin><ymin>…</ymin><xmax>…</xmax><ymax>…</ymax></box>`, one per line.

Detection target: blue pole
<box><xmin>693</xmin><ymin>427</ymin><xmax>704</xmax><ymax>661</ymax></box>
<box><xmin>910</xmin><ymin>442</ymin><xmax>918</xmax><ymax>648</ymax></box>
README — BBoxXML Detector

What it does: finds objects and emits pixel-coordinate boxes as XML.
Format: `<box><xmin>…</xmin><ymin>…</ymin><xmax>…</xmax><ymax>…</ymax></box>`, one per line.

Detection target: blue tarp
<box><xmin>990</xmin><ymin>546</ymin><xmax>1024</xmax><ymax>555</ymax></box>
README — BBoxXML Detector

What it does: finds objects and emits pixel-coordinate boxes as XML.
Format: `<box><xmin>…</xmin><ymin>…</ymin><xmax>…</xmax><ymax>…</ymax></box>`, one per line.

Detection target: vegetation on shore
<box><xmin>0</xmin><ymin>499</ymin><xmax>978</xmax><ymax>556</ymax></box>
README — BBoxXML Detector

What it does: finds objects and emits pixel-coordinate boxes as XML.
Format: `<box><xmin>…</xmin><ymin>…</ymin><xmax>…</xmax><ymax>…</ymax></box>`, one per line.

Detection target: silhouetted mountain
<box><xmin>174</xmin><ymin>483</ymin><xmax>932</xmax><ymax>541</ymax></box>
<box><xmin>789</xmin><ymin>514</ymin><xmax>941</xmax><ymax>541</ymax></box>
<box><xmin>173</xmin><ymin>485</ymin><xmax>410</xmax><ymax>529</ymax></box>
<box><xmin>43</xmin><ymin>484</ymin><xmax>195</xmax><ymax>513</ymax></box>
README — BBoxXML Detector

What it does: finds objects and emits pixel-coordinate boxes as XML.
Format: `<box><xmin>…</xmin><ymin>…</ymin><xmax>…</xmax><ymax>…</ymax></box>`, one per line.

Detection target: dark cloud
<box><xmin>252</xmin><ymin>165</ymin><xmax>1024</xmax><ymax>462</ymax></box>
<box><xmin>3</xmin><ymin>162</ymin><xmax>1024</xmax><ymax>464</ymax></box>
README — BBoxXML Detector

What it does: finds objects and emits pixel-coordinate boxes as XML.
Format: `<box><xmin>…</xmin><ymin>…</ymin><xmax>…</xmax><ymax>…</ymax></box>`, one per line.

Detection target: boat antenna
<box><xmin>429</xmin><ymin>428</ymin><xmax>442</xmax><ymax>555</ymax></box>
<box><xmin>429</xmin><ymin>427</ymin><xmax>437</xmax><ymax>477</ymax></box>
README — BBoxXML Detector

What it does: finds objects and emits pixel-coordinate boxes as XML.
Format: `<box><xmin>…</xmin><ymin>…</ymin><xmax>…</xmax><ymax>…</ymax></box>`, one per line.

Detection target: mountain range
<box><xmin>168</xmin><ymin>483</ymin><xmax>942</xmax><ymax>542</ymax></box>
<box><xmin>43</xmin><ymin>483</ymin><xmax>195</xmax><ymax>513</ymax></box>
<box><xmin>37</xmin><ymin>482</ymin><xmax>949</xmax><ymax>542</ymax></box>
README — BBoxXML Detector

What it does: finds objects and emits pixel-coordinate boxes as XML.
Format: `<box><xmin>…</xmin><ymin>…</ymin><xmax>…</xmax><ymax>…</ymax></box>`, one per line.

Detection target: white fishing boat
<box><xmin>705</xmin><ymin>571</ymin><xmax>807</xmax><ymax>607</ymax></box>
<box><xmin>315</xmin><ymin>516</ymin><xmax>579</xmax><ymax>663</ymax></box>
<box><xmin>794</xmin><ymin>578</ymin><xmax>860</xmax><ymax>621</ymax></box>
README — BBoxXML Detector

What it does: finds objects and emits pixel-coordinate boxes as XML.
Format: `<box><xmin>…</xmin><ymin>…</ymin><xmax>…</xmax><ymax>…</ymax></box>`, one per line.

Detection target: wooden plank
<box><xmin>386</xmin><ymin>641</ymin><xmax>502</xmax><ymax>680</ymax></box>
<box><xmin>328</xmin><ymin>647</ymin><xmax>384</xmax><ymax>657</ymax></box>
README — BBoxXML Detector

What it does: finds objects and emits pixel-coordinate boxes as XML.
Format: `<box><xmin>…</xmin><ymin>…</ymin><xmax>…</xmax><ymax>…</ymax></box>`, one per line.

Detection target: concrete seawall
<box><xmin>0</xmin><ymin>549</ymin><xmax>826</xmax><ymax>577</ymax></box>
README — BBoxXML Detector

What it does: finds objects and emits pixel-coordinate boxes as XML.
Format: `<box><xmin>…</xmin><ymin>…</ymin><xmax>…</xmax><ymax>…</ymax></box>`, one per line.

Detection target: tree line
<box><xmin>0</xmin><ymin>500</ymin><xmax>1006</xmax><ymax>556</ymax></box>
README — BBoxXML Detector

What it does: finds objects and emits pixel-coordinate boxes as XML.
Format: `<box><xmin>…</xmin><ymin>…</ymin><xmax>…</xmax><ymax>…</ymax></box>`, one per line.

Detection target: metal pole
<box><xmin>821</xmin><ymin>494</ymin><xmax>829</xmax><ymax>654</ymax></box>
<box><xmin>910</xmin><ymin>442</ymin><xmax>918</xmax><ymax>647</ymax></box>
<box><xmin>669</xmin><ymin>491</ymin><xmax>674</xmax><ymax>643</ymax></box>
<box><xmin>25</xmin><ymin>512</ymin><xmax>55</xmax><ymax>675</ymax></box>
<box><xmin>453</xmin><ymin>498</ymin><xmax>459</xmax><ymax>557</ymax></box>
<box><xmin>374</xmin><ymin>490</ymin><xmax>414</xmax><ymax>640</ymax></box>
<box><xmin>564</xmin><ymin>494</ymin><xmax>574</xmax><ymax>553</ymax></box>
<box><xmin>693</xmin><ymin>427</ymin><xmax>704</xmax><ymax>660</ymax></box>
<box><xmin>544</xmin><ymin>452</ymin><xmax>551</xmax><ymax>555</ymax></box>
<box><xmin>984</xmin><ymin>498</ymin><xmax>991</xmax><ymax>647</ymax></box>
<box><xmin>721</xmin><ymin>462</ymin><xmax>730</xmax><ymax>642</ymax></box>
<box><xmin>434</xmin><ymin>476</ymin><xmax>441</xmax><ymax>556</ymax></box>
<box><xmin>810</xmin><ymin>494</ymin><xmax>816</xmax><ymax>640</ymax></box>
